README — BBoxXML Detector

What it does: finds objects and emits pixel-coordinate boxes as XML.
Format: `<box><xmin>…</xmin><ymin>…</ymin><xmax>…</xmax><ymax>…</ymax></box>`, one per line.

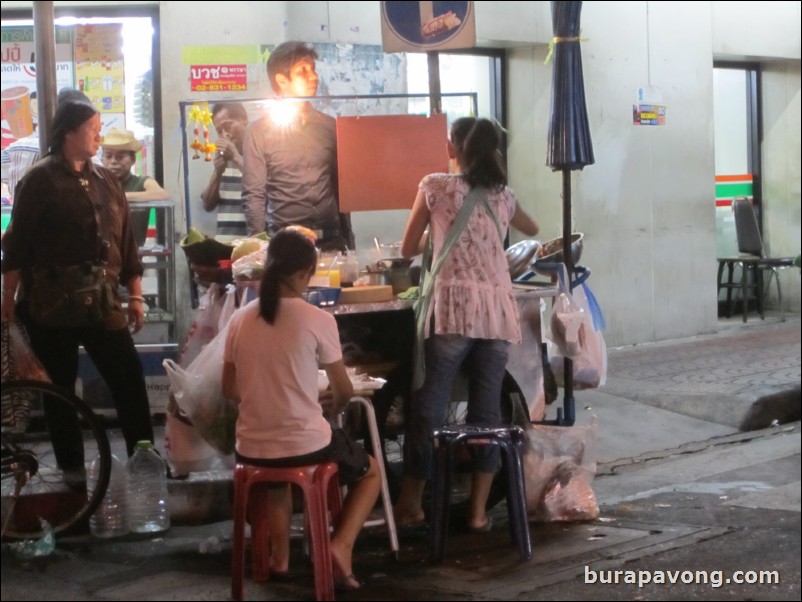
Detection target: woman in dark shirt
<box><xmin>1</xmin><ymin>100</ymin><xmax>154</xmax><ymax>477</ymax></box>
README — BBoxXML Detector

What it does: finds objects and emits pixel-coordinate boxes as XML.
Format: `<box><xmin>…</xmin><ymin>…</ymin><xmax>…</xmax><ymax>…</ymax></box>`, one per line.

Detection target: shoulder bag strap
<box><xmin>412</xmin><ymin>187</ymin><xmax>486</xmax><ymax>390</ymax></box>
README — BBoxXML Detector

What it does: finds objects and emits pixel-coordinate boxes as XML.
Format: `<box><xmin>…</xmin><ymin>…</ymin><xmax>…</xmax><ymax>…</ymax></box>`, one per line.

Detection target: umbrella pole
<box><xmin>561</xmin><ymin>169</ymin><xmax>576</xmax><ymax>425</ymax></box>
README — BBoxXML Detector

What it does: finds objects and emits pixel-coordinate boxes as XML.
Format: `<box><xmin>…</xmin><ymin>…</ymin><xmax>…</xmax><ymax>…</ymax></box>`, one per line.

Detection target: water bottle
<box><xmin>126</xmin><ymin>440</ymin><xmax>170</xmax><ymax>533</ymax></box>
<box><xmin>89</xmin><ymin>453</ymin><xmax>129</xmax><ymax>538</ymax></box>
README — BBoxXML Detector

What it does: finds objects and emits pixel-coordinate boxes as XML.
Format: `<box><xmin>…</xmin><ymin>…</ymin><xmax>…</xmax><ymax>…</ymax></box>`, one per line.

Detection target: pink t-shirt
<box><xmin>224</xmin><ymin>297</ymin><xmax>342</xmax><ymax>459</ymax></box>
<box><xmin>422</xmin><ymin>173</ymin><xmax>522</xmax><ymax>344</ymax></box>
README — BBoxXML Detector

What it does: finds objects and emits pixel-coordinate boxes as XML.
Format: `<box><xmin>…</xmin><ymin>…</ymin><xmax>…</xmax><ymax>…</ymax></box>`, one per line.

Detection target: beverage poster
<box><xmin>0</xmin><ymin>26</ymin><xmax>74</xmax><ymax>149</ymax></box>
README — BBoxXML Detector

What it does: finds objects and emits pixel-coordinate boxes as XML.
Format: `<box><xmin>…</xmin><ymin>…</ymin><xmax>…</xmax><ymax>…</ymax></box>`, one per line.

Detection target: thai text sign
<box><xmin>190</xmin><ymin>64</ymin><xmax>247</xmax><ymax>92</ymax></box>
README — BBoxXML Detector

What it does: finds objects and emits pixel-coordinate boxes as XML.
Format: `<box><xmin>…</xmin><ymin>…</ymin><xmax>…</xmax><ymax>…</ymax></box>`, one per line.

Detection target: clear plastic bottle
<box><xmin>126</xmin><ymin>440</ymin><xmax>170</xmax><ymax>533</ymax></box>
<box><xmin>89</xmin><ymin>453</ymin><xmax>129</xmax><ymax>538</ymax></box>
<box><xmin>339</xmin><ymin>251</ymin><xmax>360</xmax><ymax>287</ymax></box>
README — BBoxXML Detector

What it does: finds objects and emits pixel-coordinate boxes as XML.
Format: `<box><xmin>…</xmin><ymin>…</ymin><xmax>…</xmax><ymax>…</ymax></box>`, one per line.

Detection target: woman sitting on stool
<box><xmin>222</xmin><ymin>228</ymin><xmax>380</xmax><ymax>590</ymax></box>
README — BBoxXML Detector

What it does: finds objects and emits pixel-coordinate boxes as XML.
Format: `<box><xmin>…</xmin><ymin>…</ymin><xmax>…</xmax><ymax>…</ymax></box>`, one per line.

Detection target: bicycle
<box><xmin>1</xmin><ymin>379</ymin><xmax>111</xmax><ymax>541</ymax></box>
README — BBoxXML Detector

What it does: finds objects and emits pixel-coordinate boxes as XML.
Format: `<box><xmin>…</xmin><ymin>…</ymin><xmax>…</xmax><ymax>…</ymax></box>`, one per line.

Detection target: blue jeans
<box><xmin>403</xmin><ymin>334</ymin><xmax>510</xmax><ymax>480</ymax></box>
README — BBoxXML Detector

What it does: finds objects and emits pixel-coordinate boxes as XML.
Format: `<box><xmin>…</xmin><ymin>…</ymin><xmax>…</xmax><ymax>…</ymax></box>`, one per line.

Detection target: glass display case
<box><xmin>129</xmin><ymin>199</ymin><xmax>177</xmax><ymax>345</ymax></box>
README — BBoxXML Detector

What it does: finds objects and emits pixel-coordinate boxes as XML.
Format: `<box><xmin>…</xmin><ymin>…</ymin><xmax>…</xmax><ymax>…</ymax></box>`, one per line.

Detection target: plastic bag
<box><xmin>548</xmin><ymin>281</ymin><xmax>585</xmax><ymax>360</ymax></box>
<box><xmin>545</xmin><ymin>267</ymin><xmax>607</xmax><ymax>390</ymax></box>
<box><xmin>178</xmin><ymin>284</ymin><xmax>225</xmax><ymax>367</ymax></box>
<box><xmin>548</xmin><ymin>282</ymin><xmax>607</xmax><ymax>389</ymax></box>
<box><xmin>523</xmin><ymin>420</ymin><xmax>599</xmax><ymax>522</ymax></box>
<box><xmin>1</xmin><ymin>321</ymin><xmax>50</xmax><ymax>432</ymax></box>
<box><xmin>163</xmin><ymin>325</ymin><xmax>237</xmax><ymax>455</ymax></box>
<box><xmin>232</xmin><ymin>246</ymin><xmax>267</xmax><ymax>281</ymax></box>
<box><xmin>163</xmin><ymin>393</ymin><xmax>221</xmax><ymax>477</ymax></box>
<box><xmin>217</xmin><ymin>284</ymin><xmax>237</xmax><ymax>333</ymax></box>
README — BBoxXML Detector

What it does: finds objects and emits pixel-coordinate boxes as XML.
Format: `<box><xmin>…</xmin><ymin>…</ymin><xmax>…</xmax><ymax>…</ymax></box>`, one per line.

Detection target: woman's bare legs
<box><xmin>468</xmin><ymin>471</ymin><xmax>494</xmax><ymax>530</ymax></box>
<box><xmin>329</xmin><ymin>455</ymin><xmax>381</xmax><ymax>586</ymax></box>
<box><xmin>265</xmin><ymin>484</ymin><xmax>293</xmax><ymax>574</ymax></box>
<box><xmin>393</xmin><ymin>476</ymin><xmax>427</xmax><ymax>525</ymax></box>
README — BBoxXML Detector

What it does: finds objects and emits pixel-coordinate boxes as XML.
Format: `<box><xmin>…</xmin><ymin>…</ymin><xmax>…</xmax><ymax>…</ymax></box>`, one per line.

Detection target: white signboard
<box><xmin>381</xmin><ymin>1</ymin><xmax>475</xmax><ymax>53</ymax></box>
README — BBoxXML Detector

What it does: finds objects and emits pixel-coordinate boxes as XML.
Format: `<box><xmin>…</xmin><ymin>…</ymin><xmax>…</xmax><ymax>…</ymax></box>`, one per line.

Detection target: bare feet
<box><xmin>334</xmin><ymin>573</ymin><xmax>362</xmax><ymax>591</ymax></box>
<box><xmin>467</xmin><ymin>515</ymin><xmax>493</xmax><ymax>533</ymax></box>
<box><xmin>330</xmin><ymin>539</ymin><xmax>358</xmax><ymax>588</ymax></box>
<box><xmin>393</xmin><ymin>505</ymin><xmax>426</xmax><ymax>527</ymax></box>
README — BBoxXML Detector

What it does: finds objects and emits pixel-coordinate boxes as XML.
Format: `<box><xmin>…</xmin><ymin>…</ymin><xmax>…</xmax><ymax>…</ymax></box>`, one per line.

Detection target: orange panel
<box><xmin>336</xmin><ymin>114</ymin><xmax>448</xmax><ymax>212</ymax></box>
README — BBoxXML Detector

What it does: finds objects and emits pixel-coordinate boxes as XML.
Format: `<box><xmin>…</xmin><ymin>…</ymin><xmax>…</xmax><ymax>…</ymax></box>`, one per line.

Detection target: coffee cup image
<box><xmin>1</xmin><ymin>86</ymin><xmax>34</xmax><ymax>139</ymax></box>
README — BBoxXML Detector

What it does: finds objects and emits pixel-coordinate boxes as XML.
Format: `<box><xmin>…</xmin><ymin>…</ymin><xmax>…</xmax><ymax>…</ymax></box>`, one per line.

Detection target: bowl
<box><xmin>506</xmin><ymin>239</ymin><xmax>540</xmax><ymax>280</ymax></box>
<box><xmin>533</xmin><ymin>233</ymin><xmax>584</xmax><ymax>276</ymax></box>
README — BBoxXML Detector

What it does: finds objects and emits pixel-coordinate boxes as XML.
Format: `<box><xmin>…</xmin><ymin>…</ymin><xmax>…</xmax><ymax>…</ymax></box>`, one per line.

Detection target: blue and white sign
<box><xmin>381</xmin><ymin>1</ymin><xmax>475</xmax><ymax>52</ymax></box>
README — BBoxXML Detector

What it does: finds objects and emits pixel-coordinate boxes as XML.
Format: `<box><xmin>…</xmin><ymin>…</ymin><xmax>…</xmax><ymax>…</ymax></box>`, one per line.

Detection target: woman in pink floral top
<box><xmin>394</xmin><ymin>117</ymin><xmax>539</xmax><ymax>531</ymax></box>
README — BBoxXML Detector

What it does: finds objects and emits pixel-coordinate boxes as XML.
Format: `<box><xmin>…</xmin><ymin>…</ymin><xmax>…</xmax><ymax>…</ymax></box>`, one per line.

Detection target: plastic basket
<box><xmin>302</xmin><ymin>286</ymin><xmax>341</xmax><ymax>307</ymax></box>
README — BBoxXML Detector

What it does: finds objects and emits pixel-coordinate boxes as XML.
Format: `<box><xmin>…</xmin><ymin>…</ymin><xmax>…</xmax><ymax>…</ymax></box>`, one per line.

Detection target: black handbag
<box><xmin>28</xmin><ymin>263</ymin><xmax>113</xmax><ymax>328</ymax></box>
<box><xmin>28</xmin><ymin>187</ymin><xmax>116</xmax><ymax>329</ymax></box>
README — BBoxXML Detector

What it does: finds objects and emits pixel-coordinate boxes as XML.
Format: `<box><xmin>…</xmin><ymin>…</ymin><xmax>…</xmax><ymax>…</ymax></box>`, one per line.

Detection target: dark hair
<box><xmin>211</xmin><ymin>101</ymin><xmax>248</xmax><ymax>122</ymax></box>
<box><xmin>57</xmin><ymin>87</ymin><xmax>92</xmax><ymax>107</ymax></box>
<box><xmin>450</xmin><ymin>117</ymin><xmax>507</xmax><ymax>190</ymax></box>
<box><xmin>266</xmin><ymin>41</ymin><xmax>318</xmax><ymax>94</ymax></box>
<box><xmin>259</xmin><ymin>228</ymin><xmax>318</xmax><ymax>323</ymax></box>
<box><xmin>50</xmin><ymin>100</ymin><xmax>98</xmax><ymax>154</ymax></box>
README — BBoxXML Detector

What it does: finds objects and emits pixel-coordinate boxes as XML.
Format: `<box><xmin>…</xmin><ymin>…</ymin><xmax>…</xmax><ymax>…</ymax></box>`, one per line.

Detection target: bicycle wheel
<box><xmin>1</xmin><ymin>379</ymin><xmax>111</xmax><ymax>540</ymax></box>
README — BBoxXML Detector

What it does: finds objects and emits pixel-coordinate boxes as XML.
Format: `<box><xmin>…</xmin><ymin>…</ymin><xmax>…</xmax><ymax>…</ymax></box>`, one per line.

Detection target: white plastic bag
<box><xmin>178</xmin><ymin>284</ymin><xmax>225</xmax><ymax>367</ymax></box>
<box><xmin>164</xmin><ymin>325</ymin><xmax>237</xmax><ymax>455</ymax></box>
<box><xmin>217</xmin><ymin>284</ymin><xmax>238</xmax><ymax>333</ymax></box>
<box><xmin>163</xmin><ymin>393</ymin><xmax>220</xmax><ymax>477</ymax></box>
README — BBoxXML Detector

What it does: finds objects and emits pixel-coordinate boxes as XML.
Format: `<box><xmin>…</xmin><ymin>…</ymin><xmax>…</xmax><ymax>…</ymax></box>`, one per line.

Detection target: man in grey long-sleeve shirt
<box><xmin>241</xmin><ymin>41</ymin><xmax>352</xmax><ymax>252</ymax></box>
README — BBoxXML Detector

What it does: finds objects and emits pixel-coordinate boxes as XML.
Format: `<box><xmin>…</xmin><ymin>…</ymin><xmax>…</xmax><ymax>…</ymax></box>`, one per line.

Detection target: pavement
<box><xmin>2</xmin><ymin>311</ymin><xmax>800</xmax><ymax>601</ymax></box>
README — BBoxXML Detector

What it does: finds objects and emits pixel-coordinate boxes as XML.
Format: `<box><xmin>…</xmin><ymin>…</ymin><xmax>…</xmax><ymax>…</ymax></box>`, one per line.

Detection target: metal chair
<box><xmin>732</xmin><ymin>197</ymin><xmax>795</xmax><ymax>321</ymax></box>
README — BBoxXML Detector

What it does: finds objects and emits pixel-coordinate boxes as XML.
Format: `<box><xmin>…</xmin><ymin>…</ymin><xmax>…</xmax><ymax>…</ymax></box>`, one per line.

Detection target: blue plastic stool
<box><xmin>430</xmin><ymin>424</ymin><xmax>532</xmax><ymax>563</ymax></box>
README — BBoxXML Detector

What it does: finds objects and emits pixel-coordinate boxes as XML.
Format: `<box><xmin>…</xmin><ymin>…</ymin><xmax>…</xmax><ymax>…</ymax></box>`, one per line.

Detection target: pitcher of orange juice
<box><xmin>315</xmin><ymin>252</ymin><xmax>341</xmax><ymax>287</ymax></box>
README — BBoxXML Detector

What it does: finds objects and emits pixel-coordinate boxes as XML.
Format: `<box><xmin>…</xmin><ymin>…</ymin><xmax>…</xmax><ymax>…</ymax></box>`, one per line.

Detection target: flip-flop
<box><xmin>334</xmin><ymin>573</ymin><xmax>362</xmax><ymax>591</ymax></box>
<box><xmin>467</xmin><ymin>516</ymin><xmax>493</xmax><ymax>533</ymax></box>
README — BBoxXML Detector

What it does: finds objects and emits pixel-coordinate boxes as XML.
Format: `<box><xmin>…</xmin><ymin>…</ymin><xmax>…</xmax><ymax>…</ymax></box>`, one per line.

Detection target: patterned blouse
<box><xmin>422</xmin><ymin>173</ymin><xmax>521</xmax><ymax>344</ymax></box>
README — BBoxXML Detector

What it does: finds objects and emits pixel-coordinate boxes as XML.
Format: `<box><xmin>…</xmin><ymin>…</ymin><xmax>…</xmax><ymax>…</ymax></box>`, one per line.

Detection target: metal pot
<box><xmin>378</xmin><ymin>258</ymin><xmax>414</xmax><ymax>294</ymax></box>
<box><xmin>532</xmin><ymin>233</ymin><xmax>584</xmax><ymax>276</ymax></box>
<box><xmin>360</xmin><ymin>270</ymin><xmax>388</xmax><ymax>286</ymax></box>
<box><xmin>378</xmin><ymin>257</ymin><xmax>414</xmax><ymax>270</ymax></box>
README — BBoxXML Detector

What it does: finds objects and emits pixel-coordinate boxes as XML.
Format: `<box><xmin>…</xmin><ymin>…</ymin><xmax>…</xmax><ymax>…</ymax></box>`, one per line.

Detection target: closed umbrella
<box><xmin>545</xmin><ymin>0</ymin><xmax>595</xmax><ymax>425</ymax></box>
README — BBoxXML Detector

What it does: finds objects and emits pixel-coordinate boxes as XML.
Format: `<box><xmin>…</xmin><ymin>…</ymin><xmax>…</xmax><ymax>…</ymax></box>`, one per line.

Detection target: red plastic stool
<box><xmin>231</xmin><ymin>461</ymin><xmax>342</xmax><ymax>601</ymax></box>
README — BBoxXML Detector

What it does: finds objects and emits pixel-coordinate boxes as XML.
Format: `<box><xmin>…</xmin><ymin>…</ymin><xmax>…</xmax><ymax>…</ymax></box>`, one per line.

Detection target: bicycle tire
<box><xmin>1</xmin><ymin>379</ymin><xmax>111</xmax><ymax>541</ymax></box>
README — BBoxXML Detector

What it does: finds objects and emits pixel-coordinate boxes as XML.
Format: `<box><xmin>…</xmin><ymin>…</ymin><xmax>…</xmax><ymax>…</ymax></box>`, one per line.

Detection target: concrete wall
<box><xmin>7</xmin><ymin>1</ymin><xmax>798</xmax><ymax>345</ymax></box>
<box><xmin>510</xmin><ymin>2</ymin><xmax>717</xmax><ymax>346</ymax></box>
<box><xmin>762</xmin><ymin>61</ymin><xmax>801</xmax><ymax>313</ymax></box>
<box><xmin>159</xmin><ymin>0</ymin><xmax>801</xmax><ymax>346</ymax></box>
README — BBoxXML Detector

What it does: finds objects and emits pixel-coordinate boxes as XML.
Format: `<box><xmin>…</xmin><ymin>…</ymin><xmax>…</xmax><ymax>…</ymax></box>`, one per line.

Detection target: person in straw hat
<box><xmin>101</xmin><ymin>128</ymin><xmax>169</xmax><ymax>202</ymax></box>
<box><xmin>101</xmin><ymin>128</ymin><xmax>169</xmax><ymax>246</ymax></box>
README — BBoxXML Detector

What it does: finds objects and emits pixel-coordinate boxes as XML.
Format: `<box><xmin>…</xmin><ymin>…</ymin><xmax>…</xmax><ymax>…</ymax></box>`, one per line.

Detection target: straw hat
<box><xmin>101</xmin><ymin>128</ymin><xmax>143</xmax><ymax>152</ymax></box>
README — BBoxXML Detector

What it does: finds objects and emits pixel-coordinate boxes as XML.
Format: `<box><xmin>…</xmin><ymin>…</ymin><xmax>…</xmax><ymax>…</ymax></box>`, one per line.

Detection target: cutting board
<box><xmin>339</xmin><ymin>285</ymin><xmax>393</xmax><ymax>304</ymax></box>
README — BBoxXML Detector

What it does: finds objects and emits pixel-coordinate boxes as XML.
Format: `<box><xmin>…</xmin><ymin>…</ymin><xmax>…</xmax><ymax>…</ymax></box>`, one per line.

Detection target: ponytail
<box><xmin>258</xmin><ymin>228</ymin><xmax>317</xmax><ymax>323</ymax></box>
<box><xmin>450</xmin><ymin>117</ymin><xmax>506</xmax><ymax>190</ymax></box>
